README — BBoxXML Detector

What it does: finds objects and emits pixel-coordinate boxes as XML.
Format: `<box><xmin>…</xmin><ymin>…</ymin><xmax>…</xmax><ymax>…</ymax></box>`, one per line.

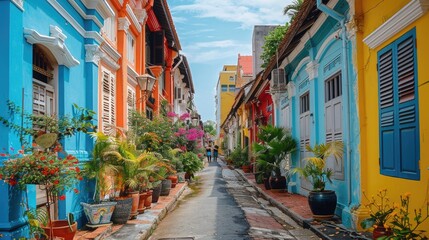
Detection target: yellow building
<box><xmin>356</xmin><ymin>0</ymin><xmax>429</xmax><ymax>231</ymax></box>
<box><xmin>215</xmin><ymin>65</ymin><xmax>237</xmax><ymax>152</ymax></box>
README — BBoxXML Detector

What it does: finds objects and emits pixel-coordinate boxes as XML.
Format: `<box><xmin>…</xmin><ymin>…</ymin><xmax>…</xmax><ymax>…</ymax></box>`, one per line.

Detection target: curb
<box><xmin>141</xmin><ymin>182</ymin><xmax>188</xmax><ymax>240</ymax></box>
<box><xmin>104</xmin><ymin>182</ymin><xmax>188</xmax><ymax>240</ymax></box>
<box><xmin>234</xmin><ymin>169</ymin><xmax>308</xmax><ymax>227</ymax></box>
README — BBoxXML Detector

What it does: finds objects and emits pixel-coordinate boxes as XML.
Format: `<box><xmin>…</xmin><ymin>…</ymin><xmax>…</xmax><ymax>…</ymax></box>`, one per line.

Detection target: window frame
<box><xmin>377</xmin><ymin>28</ymin><xmax>420</xmax><ymax>180</ymax></box>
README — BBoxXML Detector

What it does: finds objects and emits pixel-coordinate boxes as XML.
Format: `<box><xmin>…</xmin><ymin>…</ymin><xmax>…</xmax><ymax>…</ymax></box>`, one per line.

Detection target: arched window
<box><xmin>32</xmin><ymin>45</ymin><xmax>56</xmax><ymax>116</ymax></box>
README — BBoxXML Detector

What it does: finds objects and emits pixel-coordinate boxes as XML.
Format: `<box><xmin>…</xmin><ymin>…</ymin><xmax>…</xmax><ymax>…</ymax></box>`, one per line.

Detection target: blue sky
<box><xmin>168</xmin><ymin>0</ymin><xmax>291</xmax><ymax>122</ymax></box>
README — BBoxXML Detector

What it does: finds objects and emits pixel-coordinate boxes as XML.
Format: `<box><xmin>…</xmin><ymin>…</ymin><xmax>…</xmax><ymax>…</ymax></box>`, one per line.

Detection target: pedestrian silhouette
<box><xmin>206</xmin><ymin>146</ymin><xmax>212</xmax><ymax>162</ymax></box>
<box><xmin>213</xmin><ymin>145</ymin><xmax>219</xmax><ymax>162</ymax></box>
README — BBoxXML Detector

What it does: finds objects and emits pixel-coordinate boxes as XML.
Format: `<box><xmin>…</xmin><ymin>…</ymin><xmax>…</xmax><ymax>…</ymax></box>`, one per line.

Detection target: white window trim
<box><xmin>363</xmin><ymin>0</ymin><xmax>429</xmax><ymax>49</ymax></box>
<box><xmin>127</xmin><ymin>32</ymin><xmax>135</xmax><ymax>65</ymax></box>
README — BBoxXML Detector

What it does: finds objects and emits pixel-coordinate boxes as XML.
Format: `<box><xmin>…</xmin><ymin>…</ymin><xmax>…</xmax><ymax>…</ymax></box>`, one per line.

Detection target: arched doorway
<box><xmin>32</xmin><ymin>44</ymin><xmax>58</xmax><ymax>217</ymax></box>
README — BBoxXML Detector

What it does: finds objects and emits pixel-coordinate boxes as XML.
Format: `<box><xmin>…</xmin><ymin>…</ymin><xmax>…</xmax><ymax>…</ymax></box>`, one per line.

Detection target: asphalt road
<box><xmin>149</xmin><ymin>161</ymin><xmax>251</xmax><ymax>240</ymax></box>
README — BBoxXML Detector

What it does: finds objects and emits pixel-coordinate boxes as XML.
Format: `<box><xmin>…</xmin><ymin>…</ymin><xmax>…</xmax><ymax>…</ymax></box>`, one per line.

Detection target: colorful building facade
<box><xmin>356</xmin><ymin>0</ymin><xmax>429</xmax><ymax>230</ymax></box>
<box><xmin>0</xmin><ymin>0</ymin><xmax>111</xmax><ymax>237</ymax></box>
<box><xmin>215</xmin><ymin>65</ymin><xmax>237</xmax><ymax>151</ymax></box>
<box><xmin>265</xmin><ymin>0</ymin><xmax>361</xmax><ymax>227</ymax></box>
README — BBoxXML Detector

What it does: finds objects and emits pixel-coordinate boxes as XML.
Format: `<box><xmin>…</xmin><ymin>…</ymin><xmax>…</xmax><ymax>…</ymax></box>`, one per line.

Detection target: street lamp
<box><xmin>191</xmin><ymin>112</ymin><xmax>199</xmax><ymax>126</ymax></box>
<box><xmin>137</xmin><ymin>74</ymin><xmax>156</xmax><ymax>94</ymax></box>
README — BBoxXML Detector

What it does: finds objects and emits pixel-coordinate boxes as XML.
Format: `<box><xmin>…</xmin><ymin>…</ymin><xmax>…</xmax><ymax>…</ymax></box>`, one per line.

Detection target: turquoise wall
<box><xmin>275</xmin><ymin>0</ymin><xmax>360</xmax><ymax>228</ymax></box>
<box><xmin>0</xmin><ymin>0</ymin><xmax>104</xmax><ymax>238</ymax></box>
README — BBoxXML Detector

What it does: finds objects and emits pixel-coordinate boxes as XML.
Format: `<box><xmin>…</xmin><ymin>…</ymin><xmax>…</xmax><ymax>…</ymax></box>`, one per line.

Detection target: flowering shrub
<box><xmin>0</xmin><ymin>144</ymin><xmax>82</xmax><ymax>198</ymax></box>
<box><xmin>383</xmin><ymin>192</ymin><xmax>429</xmax><ymax>239</ymax></box>
<box><xmin>361</xmin><ymin>189</ymin><xmax>395</xmax><ymax>229</ymax></box>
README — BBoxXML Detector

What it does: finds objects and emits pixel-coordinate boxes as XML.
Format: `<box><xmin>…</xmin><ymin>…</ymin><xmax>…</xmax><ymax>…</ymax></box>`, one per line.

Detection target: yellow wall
<box><xmin>219</xmin><ymin>65</ymin><xmax>237</xmax><ymax>127</ymax></box>
<box><xmin>357</xmin><ymin>0</ymin><xmax>429</xmax><ymax>231</ymax></box>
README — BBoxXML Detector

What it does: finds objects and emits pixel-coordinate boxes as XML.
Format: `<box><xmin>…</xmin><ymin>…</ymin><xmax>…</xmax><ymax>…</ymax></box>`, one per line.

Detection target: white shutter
<box><xmin>33</xmin><ymin>80</ymin><xmax>55</xmax><ymax>116</ymax></box>
<box><xmin>102</xmin><ymin>70</ymin><xmax>116</xmax><ymax>134</ymax></box>
<box><xmin>325</xmin><ymin>73</ymin><xmax>343</xmax><ymax>179</ymax></box>
<box><xmin>127</xmin><ymin>87</ymin><xmax>136</xmax><ymax>127</ymax></box>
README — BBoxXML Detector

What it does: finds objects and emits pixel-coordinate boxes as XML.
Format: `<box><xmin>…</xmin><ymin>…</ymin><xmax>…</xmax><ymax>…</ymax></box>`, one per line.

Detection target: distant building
<box><xmin>215</xmin><ymin>65</ymin><xmax>237</xmax><ymax>151</ymax></box>
<box><xmin>252</xmin><ymin>25</ymin><xmax>277</xmax><ymax>77</ymax></box>
<box><xmin>236</xmin><ymin>54</ymin><xmax>253</xmax><ymax>89</ymax></box>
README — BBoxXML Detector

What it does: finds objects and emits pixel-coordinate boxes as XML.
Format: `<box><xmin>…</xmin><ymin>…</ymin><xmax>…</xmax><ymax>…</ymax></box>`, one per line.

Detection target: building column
<box><xmin>306</xmin><ymin>60</ymin><xmax>319</xmax><ymax>144</ymax></box>
<box><xmin>0</xmin><ymin>1</ymin><xmax>28</xmax><ymax>239</ymax></box>
<box><xmin>116</xmin><ymin>17</ymin><xmax>131</xmax><ymax>128</ymax></box>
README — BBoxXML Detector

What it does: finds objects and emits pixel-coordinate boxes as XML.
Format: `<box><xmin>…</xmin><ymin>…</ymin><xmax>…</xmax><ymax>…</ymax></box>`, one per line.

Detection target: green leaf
<box><xmin>35</xmin><ymin>133</ymin><xmax>58</xmax><ymax>149</ymax></box>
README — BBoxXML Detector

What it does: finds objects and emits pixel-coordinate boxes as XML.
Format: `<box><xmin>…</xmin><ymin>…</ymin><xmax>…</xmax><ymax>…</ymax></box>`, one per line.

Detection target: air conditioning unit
<box><xmin>271</xmin><ymin>68</ymin><xmax>286</xmax><ymax>91</ymax></box>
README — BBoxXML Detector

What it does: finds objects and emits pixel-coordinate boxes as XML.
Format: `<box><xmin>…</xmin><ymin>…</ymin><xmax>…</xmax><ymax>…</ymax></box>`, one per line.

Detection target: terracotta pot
<box><xmin>138</xmin><ymin>192</ymin><xmax>150</xmax><ymax>214</ymax></box>
<box><xmin>42</xmin><ymin>220</ymin><xmax>77</xmax><ymax>240</ymax></box>
<box><xmin>144</xmin><ymin>190</ymin><xmax>153</xmax><ymax>208</ymax></box>
<box><xmin>242</xmin><ymin>165</ymin><xmax>251</xmax><ymax>173</ymax></box>
<box><xmin>129</xmin><ymin>191</ymin><xmax>140</xmax><ymax>219</ymax></box>
<box><xmin>167</xmin><ymin>175</ymin><xmax>178</xmax><ymax>188</ymax></box>
<box><xmin>373</xmin><ymin>226</ymin><xmax>392</xmax><ymax>239</ymax></box>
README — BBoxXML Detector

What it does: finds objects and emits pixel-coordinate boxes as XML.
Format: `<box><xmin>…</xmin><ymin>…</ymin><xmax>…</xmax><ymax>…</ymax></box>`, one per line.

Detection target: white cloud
<box><xmin>171</xmin><ymin>0</ymin><xmax>291</xmax><ymax>28</ymax></box>
<box><xmin>182</xmin><ymin>40</ymin><xmax>251</xmax><ymax>62</ymax></box>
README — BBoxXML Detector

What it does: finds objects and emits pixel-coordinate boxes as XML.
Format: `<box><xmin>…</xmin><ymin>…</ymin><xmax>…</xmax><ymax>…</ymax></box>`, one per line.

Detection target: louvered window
<box><xmin>325</xmin><ymin>72</ymin><xmax>343</xmax><ymax>179</ymax></box>
<box><xmin>378</xmin><ymin>29</ymin><xmax>419</xmax><ymax>180</ymax></box>
<box><xmin>127</xmin><ymin>87</ymin><xmax>136</xmax><ymax>127</ymax></box>
<box><xmin>102</xmin><ymin>69</ymin><xmax>116</xmax><ymax>134</ymax></box>
<box><xmin>127</xmin><ymin>33</ymin><xmax>135</xmax><ymax>65</ymax></box>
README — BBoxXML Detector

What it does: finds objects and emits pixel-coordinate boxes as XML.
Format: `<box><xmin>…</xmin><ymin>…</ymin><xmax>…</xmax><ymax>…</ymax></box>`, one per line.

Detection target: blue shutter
<box><xmin>396</xmin><ymin>33</ymin><xmax>419</xmax><ymax>180</ymax></box>
<box><xmin>378</xmin><ymin>47</ymin><xmax>396</xmax><ymax>177</ymax></box>
<box><xmin>378</xmin><ymin>29</ymin><xmax>419</xmax><ymax>180</ymax></box>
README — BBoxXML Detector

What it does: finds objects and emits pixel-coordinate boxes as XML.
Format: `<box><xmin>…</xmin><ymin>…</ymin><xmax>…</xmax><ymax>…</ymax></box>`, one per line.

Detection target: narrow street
<box><xmin>149</xmin><ymin>161</ymin><xmax>251</xmax><ymax>240</ymax></box>
<box><xmin>149</xmin><ymin>160</ymin><xmax>318</xmax><ymax>240</ymax></box>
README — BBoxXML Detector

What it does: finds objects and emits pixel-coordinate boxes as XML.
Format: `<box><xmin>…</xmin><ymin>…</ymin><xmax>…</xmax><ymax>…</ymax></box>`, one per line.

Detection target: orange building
<box><xmin>98</xmin><ymin>0</ymin><xmax>181</xmax><ymax>133</ymax></box>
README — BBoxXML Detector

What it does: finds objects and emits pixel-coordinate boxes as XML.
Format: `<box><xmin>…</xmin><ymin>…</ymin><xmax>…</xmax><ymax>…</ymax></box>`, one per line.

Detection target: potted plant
<box><xmin>360</xmin><ymin>189</ymin><xmax>394</xmax><ymax>239</ymax></box>
<box><xmin>290</xmin><ymin>141</ymin><xmax>343</xmax><ymax>219</ymax></box>
<box><xmin>253</xmin><ymin>125</ymin><xmax>296</xmax><ymax>190</ymax></box>
<box><xmin>81</xmin><ymin>132</ymin><xmax>119</xmax><ymax>226</ymax></box>
<box><xmin>0</xmin><ymin>136</ymin><xmax>81</xmax><ymax>240</ymax></box>
<box><xmin>180</xmin><ymin>152</ymin><xmax>204</xmax><ymax>180</ymax></box>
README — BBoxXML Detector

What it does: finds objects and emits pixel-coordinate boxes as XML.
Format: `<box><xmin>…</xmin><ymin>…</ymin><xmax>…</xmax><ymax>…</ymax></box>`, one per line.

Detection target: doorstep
<box><xmin>75</xmin><ymin>182</ymin><xmax>188</xmax><ymax>240</ymax></box>
<box><xmin>234</xmin><ymin>169</ymin><xmax>372</xmax><ymax>240</ymax></box>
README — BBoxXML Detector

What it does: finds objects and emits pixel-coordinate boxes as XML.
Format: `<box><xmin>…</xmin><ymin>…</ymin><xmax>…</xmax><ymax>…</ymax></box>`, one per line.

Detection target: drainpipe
<box><xmin>316</xmin><ymin>0</ymin><xmax>352</xmax><ymax>207</ymax></box>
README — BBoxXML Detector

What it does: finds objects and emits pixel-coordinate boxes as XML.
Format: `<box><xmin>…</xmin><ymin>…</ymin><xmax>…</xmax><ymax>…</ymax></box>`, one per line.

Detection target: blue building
<box><xmin>0</xmin><ymin>0</ymin><xmax>113</xmax><ymax>238</ymax></box>
<box><xmin>266</xmin><ymin>0</ymin><xmax>360</xmax><ymax>227</ymax></box>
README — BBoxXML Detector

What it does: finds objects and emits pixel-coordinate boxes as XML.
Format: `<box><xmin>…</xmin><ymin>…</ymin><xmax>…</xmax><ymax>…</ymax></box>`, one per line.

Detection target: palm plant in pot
<box><xmin>290</xmin><ymin>141</ymin><xmax>343</xmax><ymax>219</ymax></box>
<box><xmin>180</xmin><ymin>151</ymin><xmax>204</xmax><ymax>180</ymax></box>
<box><xmin>81</xmin><ymin>132</ymin><xmax>119</xmax><ymax>226</ymax></box>
<box><xmin>253</xmin><ymin>125</ymin><xmax>296</xmax><ymax>190</ymax></box>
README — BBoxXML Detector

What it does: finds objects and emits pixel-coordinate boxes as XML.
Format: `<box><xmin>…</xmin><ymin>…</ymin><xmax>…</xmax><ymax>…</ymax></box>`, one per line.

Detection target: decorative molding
<box><xmin>280</xmin><ymin>0</ymin><xmax>339</xmax><ymax>68</ymax></box>
<box><xmin>24</xmin><ymin>26</ymin><xmax>80</xmax><ymax>67</ymax></box>
<box><xmin>81</xmin><ymin>0</ymin><xmax>114</xmax><ymax>19</ymax></box>
<box><xmin>126</xmin><ymin>4</ymin><xmax>142</xmax><ymax>32</ymax></box>
<box><xmin>291</xmin><ymin>56</ymin><xmax>310</xmax><ymax>80</ymax></box>
<box><xmin>11</xmin><ymin>0</ymin><xmax>24</xmax><ymax>11</ymax></box>
<box><xmin>287</xmin><ymin>82</ymin><xmax>296</xmax><ymax>98</ymax></box>
<box><xmin>118</xmin><ymin>17</ymin><xmax>131</xmax><ymax>31</ymax></box>
<box><xmin>306</xmin><ymin>60</ymin><xmax>319</xmax><ymax>80</ymax></box>
<box><xmin>85</xmin><ymin>44</ymin><xmax>102</xmax><ymax>64</ymax></box>
<box><xmin>67</xmin><ymin>0</ymin><xmax>103</xmax><ymax>28</ymax></box>
<box><xmin>127</xmin><ymin>75</ymin><xmax>138</xmax><ymax>88</ymax></box>
<box><xmin>363</xmin><ymin>0</ymin><xmax>429</xmax><ymax>49</ymax></box>
<box><xmin>100</xmin><ymin>41</ymin><xmax>121</xmax><ymax>62</ymax></box>
<box><xmin>100</xmin><ymin>53</ymin><xmax>120</xmax><ymax>70</ymax></box>
<box><xmin>47</xmin><ymin>0</ymin><xmax>103</xmax><ymax>44</ymax></box>
<box><xmin>84</xmin><ymin>31</ymin><xmax>104</xmax><ymax>44</ymax></box>
<box><xmin>315</xmin><ymin>32</ymin><xmax>339</xmax><ymax>62</ymax></box>
<box><xmin>127</xmin><ymin>65</ymin><xmax>138</xmax><ymax>79</ymax></box>
<box><xmin>133</xmin><ymin>9</ymin><xmax>147</xmax><ymax>24</ymax></box>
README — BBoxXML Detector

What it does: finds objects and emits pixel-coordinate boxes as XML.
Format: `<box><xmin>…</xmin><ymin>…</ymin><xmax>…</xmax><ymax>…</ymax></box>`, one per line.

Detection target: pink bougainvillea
<box><xmin>179</xmin><ymin>112</ymin><xmax>190</xmax><ymax>121</ymax></box>
<box><xmin>167</xmin><ymin>112</ymin><xmax>177</xmax><ymax>118</ymax></box>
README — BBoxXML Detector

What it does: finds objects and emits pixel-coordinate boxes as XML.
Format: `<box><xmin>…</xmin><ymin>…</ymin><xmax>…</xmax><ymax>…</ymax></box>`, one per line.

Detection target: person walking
<box><xmin>206</xmin><ymin>146</ymin><xmax>212</xmax><ymax>162</ymax></box>
<box><xmin>213</xmin><ymin>145</ymin><xmax>219</xmax><ymax>162</ymax></box>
